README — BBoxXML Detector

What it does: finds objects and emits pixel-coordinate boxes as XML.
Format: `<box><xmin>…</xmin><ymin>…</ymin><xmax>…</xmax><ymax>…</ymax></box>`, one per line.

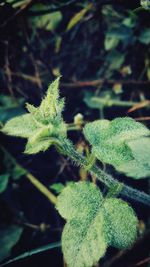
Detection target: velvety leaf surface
<box><xmin>57</xmin><ymin>182</ymin><xmax>138</xmax><ymax>267</ymax></box>
<box><xmin>2</xmin><ymin>114</ymin><xmax>37</xmax><ymax>138</ymax></box>
<box><xmin>83</xmin><ymin>117</ymin><xmax>150</xmax><ymax>178</ymax></box>
<box><xmin>62</xmin><ymin>216</ymin><xmax>107</xmax><ymax>267</ymax></box>
<box><xmin>103</xmin><ymin>198</ymin><xmax>138</xmax><ymax>249</ymax></box>
<box><xmin>56</xmin><ymin>182</ymin><xmax>103</xmax><ymax>220</ymax></box>
<box><xmin>118</xmin><ymin>137</ymin><xmax>150</xmax><ymax>178</ymax></box>
<box><xmin>1</xmin><ymin>78</ymin><xmax>67</xmax><ymax>154</ymax></box>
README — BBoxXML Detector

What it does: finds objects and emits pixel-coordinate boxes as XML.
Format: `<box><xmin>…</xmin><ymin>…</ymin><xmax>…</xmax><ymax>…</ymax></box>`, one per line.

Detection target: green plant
<box><xmin>1</xmin><ymin>78</ymin><xmax>150</xmax><ymax>267</ymax></box>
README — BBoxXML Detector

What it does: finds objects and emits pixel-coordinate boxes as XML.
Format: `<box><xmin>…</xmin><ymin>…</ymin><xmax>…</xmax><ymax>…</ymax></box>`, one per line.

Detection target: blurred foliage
<box><xmin>0</xmin><ymin>95</ymin><xmax>24</xmax><ymax>123</ymax></box>
<box><xmin>0</xmin><ymin>225</ymin><xmax>23</xmax><ymax>262</ymax></box>
<box><xmin>0</xmin><ymin>146</ymin><xmax>27</xmax><ymax>194</ymax></box>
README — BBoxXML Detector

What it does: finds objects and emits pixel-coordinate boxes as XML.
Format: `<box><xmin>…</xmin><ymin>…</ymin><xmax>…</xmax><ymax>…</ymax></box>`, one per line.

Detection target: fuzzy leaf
<box><xmin>2</xmin><ymin>78</ymin><xmax>67</xmax><ymax>154</ymax></box>
<box><xmin>62</xmin><ymin>216</ymin><xmax>107</xmax><ymax>267</ymax></box>
<box><xmin>56</xmin><ymin>182</ymin><xmax>103</xmax><ymax>221</ymax></box>
<box><xmin>57</xmin><ymin>182</ymin><xmax>138</xmax><ymax>267</ymax></box>
<box><xmin>57</xmin><ymin>182</ymin><xmax>108</xmax><ymax>267</ymax></box>
<box><xmin>38</xmin><ymin>77</ymin><xmax>64</xmax><ymax>124</ymax></box>
<box><xmin>83</xmin><ymin>117</ymin><xmax>150</xmax><ymax>178</ymax></box>
<box><xmin>103</xmin><ymin>198</ymin><xmax>138</xmax><ymax>249</ymax></box>
<box><xmin>2</xmin><ymin>114</ymin><xmax>37</xmax><ymax>138</ymax></box>
<box><xmin>25</xmin><ymin>138</ymin><xmax>53</xmax><ymax>154</ymax></box>
<box><xmin>118</xmin><ymin>137</ymin><xmax>150</xmax><ymax>178</ymax></box>
<box><xmin>128</xmin><ymin>137</ymin><xmax>150</xmax><ymax>164</ymax></box>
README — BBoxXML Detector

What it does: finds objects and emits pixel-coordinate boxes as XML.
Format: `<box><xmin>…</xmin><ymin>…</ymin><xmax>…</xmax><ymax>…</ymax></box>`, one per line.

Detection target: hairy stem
<box><xmin>61</xmin><ymin>140</ymin><xmax>150</xmax><ymax>206</ymax></box>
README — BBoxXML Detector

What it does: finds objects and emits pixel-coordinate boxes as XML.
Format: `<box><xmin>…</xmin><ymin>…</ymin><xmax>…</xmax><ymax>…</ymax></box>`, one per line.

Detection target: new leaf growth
<box><xmin>2</xmin><ymin>78</ymin><xmax>67</xmax><ymax>154</ymax></box>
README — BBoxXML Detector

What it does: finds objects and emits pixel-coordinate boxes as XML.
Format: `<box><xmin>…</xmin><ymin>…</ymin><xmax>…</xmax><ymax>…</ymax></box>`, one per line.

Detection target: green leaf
<box><xmin>104</xmin><ymin>35</ymin><xmax>119</xmax><ymax>51</ymax></box>
<box><xmin>62</xmin><ymin>216</ymin><xmax>107</xmax><ymax>267</ymax></box>
<box><xmin>103</xmin><ymin>198</ymin><xmax>138</xmax><ymax>249</ymax></box>
<box><xmin>27</xmin><ymin>77</ymin><xmax>64</xmax><ymax>125</ymax></box>
<box><xmin>2</xmin><ymin>78</ymin><xmax>67</xmax><ymax>154</ymax></box>
<box><xmin>56</xmin><ymin>182</ymin><xmax>103</xmax><ymax>221</ymax></box>
<box><xmin>141</xmin><ymin>0</ymin><xmax>150</xmax><ymax>10</ymax></box>
<box><xmin>2</xmin><ymin>114</ymin><xmax>37</xmax><ymax>138</ymax></box>
<box><xmin>50</xmin><ymin>183</ymin><xmax>65</xmax><ymax>194</ymax></box>
<box><xmin>25</xmin><ymin>137</ymin><xmax>53</xmax><ymax>154</ymax></box>
<box><xmin>108</xmin><ymin>117</ymin><xmax>149</xmax><ymax>142</ymax></box>
<box><xmin>29</xmin><ymin>11</ymin><xmax>62</xmax><ymax>31</ymax></box>
<box><xmin>83</xmin><ymin>117</ymin><xmax>150</xmax><ymax>178</ymax></box>
<box><xmin>40</xmin><ymin>77</ymin><xmax>64</xmax><ymax>122</ymax></box>
<box><xmin>66</xmin><ymin>4</ymin><xmax>92</xmax><ymax>31</ymax></box>
<box><xmin>118</xmin><ymin>137</ymin><xmax>150</xmax><ymax>178</ymax></box>
<box><xmin>128</xmin><ymin>137</ymin><xmax>150</xmax><ymax>164</ymax></box>
<box><xmin>57</xmin><ymin>182</ymin><xmax>138</xmax><ymax>267</ymax></box>
<box><xmin>0</xmin><ymin>174</ymin><xmax>9</xmax><ymax>194</ymax></box>
<box><xmin>122</xmin><ymin>17</ymin><xmax>137</xmax><ymax>28</ymax></box>
<box><xmin>57</xmin><ymin>182</ymin><xmax>108</xmax><ymax>267</ymax></box>
<box><xmin>0</xmin><ymin>225</ymin><xmax>23</xmax><ymax>262</ymax></box>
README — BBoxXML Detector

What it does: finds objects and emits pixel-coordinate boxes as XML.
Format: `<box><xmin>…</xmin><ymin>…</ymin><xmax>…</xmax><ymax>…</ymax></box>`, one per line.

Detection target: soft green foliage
<box><xmin>2</xmin><ymin>78</ymin><xmax>67</xmax><ymax>154</ymax></box>
<box><xmin>141</xmin><ymin>0</ymin><xmax>150</xmax><ymax>9</ymax></box>
<box><xmin>62</xmin><ymin>215</ymin><xmax>107</xmax><ymax>267</ymax></box>
<box><xmin>118</xmin><ymin>137</ymin><xmax>150</xmax><ymax>178</ymax></box>
<box><xmin>57</xmin><ymin>182</ymin><xmax>103</xmax><ymax>221</ymax></box>
<box><xmin>2</xmin><ymin>114</ymin><xmax>37</xmax><ymax>138</ymax></box>
<box><xmin>57</xmin><ymin>182</ymin><xmax>108</xmax><ymax>267</ymax></box>
<box><xmin>0</xmin><ymin>225</ymin><xmax>23</xmax><ymax>261</ymax></box>
<box><xmin>83</xmin><ymin>117</ymin><xmax>150</xmax><ymax>178</ymax></box>
<box><xmin>0</xmin><ymin>174</ymin><xmax>9</xmax><ymax>194</ymax></box>
<box><xmin>103</xmin><ymin>198</ymin><xmax>138</xmax><ymax>249</ymax></box>
<box><xmin>57</xmin><ymin>182</ymin><xmax>138</xmax><ymax>267</ymax></box>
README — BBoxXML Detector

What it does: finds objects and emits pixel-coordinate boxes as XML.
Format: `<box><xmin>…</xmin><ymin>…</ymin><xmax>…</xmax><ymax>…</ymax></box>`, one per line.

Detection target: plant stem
<box><xmin>26</xmin><ymin>173</ymin><xmax>57</xmax><ymax>205</ymax></box>
<box><xmin>0</xmin><ymin>146</ymin><xmax>57</xmax><ymax>205</ymax></box>
<box><xmin>0</xmin><ymin>242</ymin><xmax>61</xmax><ymax>267</ymax></box>
<box><xmin>61</xmin><ymin>140</ymin><xmax>150</xmax><ymax>206</ymax></box>
<box><xmin>61</xmin><ymin>79</ymin><xmax>150</xmax><ymax>88</ymax></box>
<box><xmin>90</xmin><ymin>97</ymin><xmax>141</xmax><ymax>108</ymax></box>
